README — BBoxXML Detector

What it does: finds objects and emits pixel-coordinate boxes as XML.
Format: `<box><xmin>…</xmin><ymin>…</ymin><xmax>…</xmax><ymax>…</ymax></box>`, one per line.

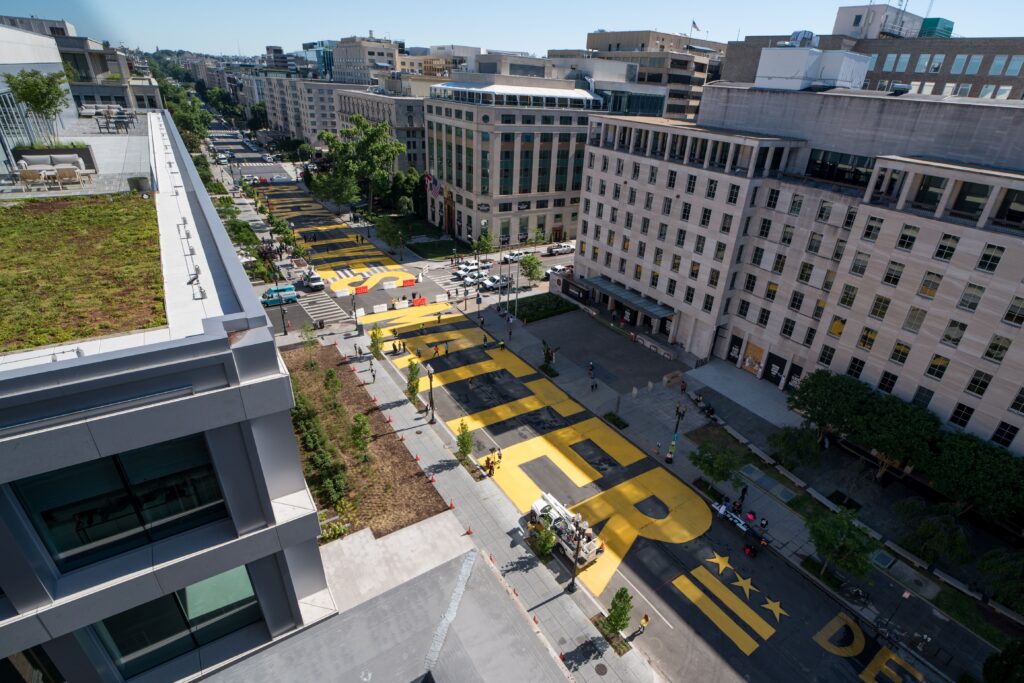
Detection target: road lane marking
<box><xmin>673</xmin><ymin>575</ymin><xmax>759</xmax><ymax>655</ymax></box>
<box><xmin>692</xmin><ymin>566</ymin><xmax>776</xmax><ymax>640</ymax></box>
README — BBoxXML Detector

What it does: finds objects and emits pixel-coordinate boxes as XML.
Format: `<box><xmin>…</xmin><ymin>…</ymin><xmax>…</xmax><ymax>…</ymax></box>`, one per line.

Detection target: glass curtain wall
<box><xmin>92</xmin><ymin>565</ymin><xmax>262</xmax><ymax>678</ymax></box>
<box><xmin>12</xmin><ymin>433</ymin><xmax>227</xmax><ymax>572</ymax></box>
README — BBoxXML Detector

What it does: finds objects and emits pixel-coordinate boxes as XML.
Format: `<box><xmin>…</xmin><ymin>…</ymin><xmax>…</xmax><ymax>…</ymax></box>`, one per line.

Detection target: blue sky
<box><xmin>3</xmin><ymin>0</ymin><xmax>1022</xmax><ymax>56</ymax></box>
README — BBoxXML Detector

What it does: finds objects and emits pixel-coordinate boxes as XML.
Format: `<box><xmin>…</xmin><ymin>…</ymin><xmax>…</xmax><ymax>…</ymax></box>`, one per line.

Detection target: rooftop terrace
<box><xmin>0</xmin><ymin>113</ymin><xmax>231</xmax><ymax>370</ymax></box>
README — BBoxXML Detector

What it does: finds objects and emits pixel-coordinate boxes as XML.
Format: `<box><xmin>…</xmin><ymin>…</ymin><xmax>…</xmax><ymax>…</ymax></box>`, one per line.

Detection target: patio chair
<box><xmin>54</xmin><ymin>166</ymin><xmax>83</xmax><ymax>188</ymax></box>
<box><xmin>18</xmin><ymin>169</ymin><xmax>48</xmax><ymax>191</ymax></box>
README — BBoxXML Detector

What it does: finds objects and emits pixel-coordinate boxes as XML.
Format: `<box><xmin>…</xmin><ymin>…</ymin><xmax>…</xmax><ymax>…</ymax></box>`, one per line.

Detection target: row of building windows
<box><xmin>870</xmin><ymin>52</ymin><xmax>1024</xmax><ymax>77</ymax></box>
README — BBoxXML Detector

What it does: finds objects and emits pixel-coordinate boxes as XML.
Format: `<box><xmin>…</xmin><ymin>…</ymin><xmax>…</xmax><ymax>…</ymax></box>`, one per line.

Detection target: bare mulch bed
<box><xmin>283</xmin><ymin>346</ymin><xmax>446</xmax><ymax>537</ymax></box>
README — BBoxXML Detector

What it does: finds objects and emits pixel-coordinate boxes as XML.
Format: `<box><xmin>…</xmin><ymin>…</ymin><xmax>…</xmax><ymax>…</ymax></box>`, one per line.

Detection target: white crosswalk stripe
<box><xmin>329</xmin><ymin>264</ymin><xmax>393</xmax><ymax>279</ymax></box>
<box><xmin>298</xmin><ymin>291</ymin><xmax>349</xmax><ymax>325</ymax></box>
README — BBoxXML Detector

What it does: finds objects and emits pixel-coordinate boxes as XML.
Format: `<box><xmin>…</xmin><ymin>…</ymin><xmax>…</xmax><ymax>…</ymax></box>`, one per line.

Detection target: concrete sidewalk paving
<box><xmin>338</xmin><ymin>333</ymin><xmax>659</xmax><ymax>683</ymax></box>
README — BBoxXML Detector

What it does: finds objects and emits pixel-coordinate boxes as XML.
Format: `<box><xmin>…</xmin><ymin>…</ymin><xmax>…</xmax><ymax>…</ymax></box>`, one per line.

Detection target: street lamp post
<box><xmin>566</xmin><ymin>514</ymin><xmax>583</xmax><ymax>593</ymax></box>
<box><xmin>279</xmin><ymin>305</ymin><xmax>287</xmax><ymax>336</ymax></box>
<box><xmin>428</xmin><ymin>367</ymin><xmax>436</xmax><ymax>424</ymax></box>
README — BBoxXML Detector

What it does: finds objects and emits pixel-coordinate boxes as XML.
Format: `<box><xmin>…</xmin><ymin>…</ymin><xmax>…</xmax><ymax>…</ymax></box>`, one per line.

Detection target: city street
<box><xmin>348</xmin><ymin>298</ymin><xmax>930</xmax><ymax>683</ymax></box>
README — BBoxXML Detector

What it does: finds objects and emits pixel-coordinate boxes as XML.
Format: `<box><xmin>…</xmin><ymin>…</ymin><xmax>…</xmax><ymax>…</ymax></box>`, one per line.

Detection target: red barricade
<box><xmin>354</xmin><ymin>286</ymin><xmax>369</xmax><ymax>294</ymax></box>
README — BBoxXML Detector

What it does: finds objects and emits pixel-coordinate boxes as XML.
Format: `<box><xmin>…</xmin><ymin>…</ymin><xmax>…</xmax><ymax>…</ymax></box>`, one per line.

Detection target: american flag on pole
<box><xmin>691</xmin><ymin>20</ymin><xmax>701</xmax><ymax>32</ymax></box>
<box><xmin>425</xmin><ymin>173</ymin><xmax>442</xmax><ymax>198</ymax></box>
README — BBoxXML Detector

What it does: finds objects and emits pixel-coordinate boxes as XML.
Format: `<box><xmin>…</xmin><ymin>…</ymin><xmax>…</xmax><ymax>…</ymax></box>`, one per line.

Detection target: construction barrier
<box><xmin>434</xmin><ymin>294</ymin><xmax>449</xmax><ymax>303</ymax></box>
<box><xmin>382</xmin><ymin>281</ymin><xmax>397</xmax><ymax>290</ymax></box>
<box><xmin>412</xmin><ymin>297</ymin><xmax>427</xmax><ymax>306</ymax></box>
<box><xmin>401</xmin><ymin>279</ymin><xmax>416</xmax><ymax>287</ymax></box>
<box><xmin>372</xmin><ymin>303</ymin><xmax>388</xmax><ymax>314</ymax></box>
<box><xmin>354</xmin><ymin>307</ymin><xmax>365</xmax><ymax>318</ymax></box>
<box><xmin>354</xmin><ymin>285</ymin><xmax>369</xmax><ymax>295</ymax></box>
<box><xmin>394</xmin><ymin>299</ymin><xmax>409</xmax><ymax>309</ymax></box>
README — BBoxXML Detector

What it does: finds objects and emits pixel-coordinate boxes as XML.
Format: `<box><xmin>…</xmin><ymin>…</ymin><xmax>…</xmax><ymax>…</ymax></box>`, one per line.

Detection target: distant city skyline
<box><xmin>2</xmin><ymin>0</ymin><xmax>1022</xmax><ymax>57</ymax></box>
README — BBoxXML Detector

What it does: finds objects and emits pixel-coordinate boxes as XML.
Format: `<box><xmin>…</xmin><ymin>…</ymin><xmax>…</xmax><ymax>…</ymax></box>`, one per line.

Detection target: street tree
<box><xmin>893</xmin><ymin>498</ymin><xmax>970</xmax><ymax>564</ymax></box>
<box><xmin>456</xmin><ymin>420</ymin><xmax>475</xmax><ymax>464</ymax></box>
<box><xmin>767</xmin><ymin>425</ymin><xmax>820</xmax><ymax>470</ymax></box>
<box><xmin>406</xmin><ymin>360</ymin><xmax>421</xmax><ymax>402</ymax></box>
<box><xmin>323</xmin><ymin>369</ymin><xmax>342</xmax><ymax>410</ymax></box>
<box><xmin>519</xmin><ymin>253</ymin><xmax>543</xmax><ymax>286</ymax></box>
<box><xmin>374</xmin><ymin>215</ymin><xmax>405</xmax><ymax>254</ymax></box>
<box><xmin>689</xmin><ymin>443</ymin><xmax>744</xmax><ymax>489</ymax></box>
<box><xmin>247</xmin><ymin>102</ymin><xmax>268</xmax><ymax>131</ymax></box>
<box><xmin>978</xmin><ymin>549</ymin><xmax>1024</xmax><ymax>613</ymax></box>
<box><xmin>300</xmin><ymin>323</ymin><xmax>318</xmax><ymax>368</ymax></box>
<box><xmin>604</xmin><ymin>587</ymin><xmax>633</xmax><ymax>633</ymax></box>
<box><xmin>4</xmin><ymin>70</ymin><xmax>69</xmax><ymax>145</ymax></box>
<box><xmin>983</xmin><ymin>640</ymin><xmax>1024</xmax><ymax>683</ymax></box>
<box><xmin>474</xmin><ymin>231</ymin><xmax>494</xmax><ymax>257</ymax></box>
<box><xmin>397</xmin><ymin>196</ymin><xmax>414</xmax><ymax>215</ymax></box>
<box><xmin>297</xmin><ymin>143</ymin><xmax>315</xmax><ymax>161</ymax></box>
<box><xmin>807</xmin><ymin>508</ymin><xmax>875</xmax><ymax>578</ymax></box>
<box><xmin>313</xmin><ymin>115</ymin><xmax>405</xmax><ymax>211</ymax></box>
<box><xmin>349</xmin><ymin>413</ymin><xmax>371</xmax><ymax>455</ymax></box>
<box><xmin>369</xmin><ymin>324</ymin><xmax>384</xmax><ymax>360</ymax></box>
<box><xmin>788</xmin><ymin>371</ymin><xmax>871</xmax><ymax>440</ymax></box>
<box><xmin>922</xmin><ymin>432</ymin><xmax>1024</xmax><ymax>521</ymax></box>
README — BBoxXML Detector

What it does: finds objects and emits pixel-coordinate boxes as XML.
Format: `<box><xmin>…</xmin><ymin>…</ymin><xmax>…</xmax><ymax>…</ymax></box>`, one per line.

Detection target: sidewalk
<box><xmin>465</xmin><ymin>300</ymin><xmax>994</xmax><ymax>682</ymax></box>
<box><xmin>334</xmin><ymin>329</ymin><xmax>658</xmax><ymax>683</ymax></box>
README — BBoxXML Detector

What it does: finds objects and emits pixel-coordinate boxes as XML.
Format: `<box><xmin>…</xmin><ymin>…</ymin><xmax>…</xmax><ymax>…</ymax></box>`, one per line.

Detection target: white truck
<box><xmin>528</xmin><ymin>493</ymin><xmax>603</xmax><ymax>567</ymax></box>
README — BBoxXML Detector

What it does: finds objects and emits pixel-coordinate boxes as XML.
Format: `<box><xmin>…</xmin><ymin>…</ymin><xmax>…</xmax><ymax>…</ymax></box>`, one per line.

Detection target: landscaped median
<box><xmin>283</xmin><ymin>344</ymin><xmax>446</xmax><ymax>541</ymax></box>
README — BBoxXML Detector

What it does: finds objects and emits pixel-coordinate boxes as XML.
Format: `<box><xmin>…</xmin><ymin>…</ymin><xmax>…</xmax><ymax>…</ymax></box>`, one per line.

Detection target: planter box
<box><xmin>14</xmin><ymin>146</ymin><xmax>98</xmax><ymax>171</ymax></box>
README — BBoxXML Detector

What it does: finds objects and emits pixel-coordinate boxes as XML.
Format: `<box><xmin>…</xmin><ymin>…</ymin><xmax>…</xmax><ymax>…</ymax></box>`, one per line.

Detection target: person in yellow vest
<box><xmin>637</xmin><ymin>614</ymin><xmax>650</xmax><ymax>635</ymax></box>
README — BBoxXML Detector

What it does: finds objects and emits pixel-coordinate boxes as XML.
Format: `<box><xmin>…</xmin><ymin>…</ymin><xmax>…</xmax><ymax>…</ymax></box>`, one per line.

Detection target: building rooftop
<box><xmin>0</xmin><ymin>113</ymin><xmax>236</xmax><ymax>370</ymax></box>
<box><xmin>880</xmin><ymin>155</ymin><xmax>1024</xmax><ymax>182</ymax></box>
<box><xmin>592</xmin><ymin>113</ymin><xmax>801</xmax><ymax>141</ymax></box>
<box><xmin>433</xmin><ymin>81</ymin><xmax>598</xmax><ymax>100</ymax></box>
<box><xmin>712</xmin><ymin>80</ymin><xmax>1024</xmax><ymax>108</ymax></box>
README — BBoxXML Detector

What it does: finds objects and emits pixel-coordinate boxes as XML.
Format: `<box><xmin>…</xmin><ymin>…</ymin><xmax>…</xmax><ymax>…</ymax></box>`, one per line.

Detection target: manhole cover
<box><xmin>594</xmin><ymin>663</ymin><xmax>608</xmax><ymax>675</ymax></box>
<box><xmin>415</xmin><ymin>430</ymin><xmax>422</xmax><ymax>434</ymax></box>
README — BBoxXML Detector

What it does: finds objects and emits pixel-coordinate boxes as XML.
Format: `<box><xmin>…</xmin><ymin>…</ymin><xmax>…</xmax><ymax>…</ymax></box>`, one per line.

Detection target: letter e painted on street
<box><xmin>859</xmin><ymin>647</ymin><xmax>924</xmax><ymax>683</ymax></box>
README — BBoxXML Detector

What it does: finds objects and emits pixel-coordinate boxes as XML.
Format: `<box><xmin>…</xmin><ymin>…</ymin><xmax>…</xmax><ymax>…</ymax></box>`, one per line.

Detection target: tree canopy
<box><xmin>519</xmin><ymin>254</ymin><xmax>544</xmax><ymax>283</ymax></box>
<box><xmin>312</xmin><ymin>115</ymin><xmax>405</xmax><ymax>210</ymax></box>
<box><xmin>807</xmin><ymin>507</ymin><xmax>875</xmax><ymax>578</ymax></box>
<box><xmin>4</xmin><ymin>70</ymin><xmax>69</xmax><ymax>144</ymax></box>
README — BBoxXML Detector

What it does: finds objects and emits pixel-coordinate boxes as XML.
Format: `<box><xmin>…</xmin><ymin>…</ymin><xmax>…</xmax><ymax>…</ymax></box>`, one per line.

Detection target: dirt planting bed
<box><xmin>283</xmin><ymin>345</ymin><xmax>447</xmax><ymax>537</ymax></box>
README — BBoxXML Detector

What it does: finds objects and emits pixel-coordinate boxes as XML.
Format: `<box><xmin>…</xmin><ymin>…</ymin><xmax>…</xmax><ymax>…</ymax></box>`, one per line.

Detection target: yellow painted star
<box><xmin>705</xmin><ymin>552</ymin><xmax>732</xmax><ymax>575</ymax></box>
<box><xmin>761</xmin><ymin>598</ymin><xmax>789</xmax><ymax>622</ymax></box>
<box><xmin>731</xmin><ymin>572</ymin><xmax>760</xmax><ymax>600</ymax></box>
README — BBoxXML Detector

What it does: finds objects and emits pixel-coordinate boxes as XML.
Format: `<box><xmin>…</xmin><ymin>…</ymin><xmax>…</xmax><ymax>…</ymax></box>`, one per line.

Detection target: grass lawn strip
<box><xmin>283</xmin><ymin>346</ymin><xmax>447</xmax><ymax>537</ymax></box>
<box><xmin>511</xmin><ymin>293</ymin><xmax>578</xmax><ymax>323</ymax></box>
<box><xmin>0</xmin><ymin>194</ymin><xmax>164</xmax><ymax>353</ymax></box>
<box><xmin>407</xmin><ymin>239</ymin><xmax>474</xmax><ymax>260</ymax></box>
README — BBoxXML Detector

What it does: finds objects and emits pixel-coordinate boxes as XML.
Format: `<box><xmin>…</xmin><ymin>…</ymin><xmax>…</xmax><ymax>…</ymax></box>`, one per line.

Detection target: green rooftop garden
<box><xmin>0</xmin><ymin>193</ymin><xmax>165</xmax><ymax>353</ymax></box>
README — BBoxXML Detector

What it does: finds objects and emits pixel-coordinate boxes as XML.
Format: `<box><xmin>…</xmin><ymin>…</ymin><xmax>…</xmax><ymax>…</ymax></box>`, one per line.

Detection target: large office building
<box><xmin>723</xmin><ymin>5</ymin><xmax>1024</xmax><ymax>100</ymax></box>
<box><xmin>424</xmin><ymin>54</ymin><xmax>666</xmax><ymax>244</ymax></box>
<box><xmin>572</xmin><ymin>66</ymin><xmax>1024</xmax><ymax>452</ymax></box>
<box><xmin>334</xmin><ymin>86</ymin><xmax>427</xmax><ymax>171</ymax></box>
<box><xmin>0</xmin><ymin>112</ymin><xmax>333</xmax><ymax>680</ymax></box>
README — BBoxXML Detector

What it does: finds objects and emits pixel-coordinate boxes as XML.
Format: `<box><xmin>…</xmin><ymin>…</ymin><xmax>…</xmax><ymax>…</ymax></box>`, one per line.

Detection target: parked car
<box><xmin>454</xmin><ymin>265</ymin><xmax>481</xmax><ymax>280</ymax></box>
<box><xmin>463</xmin><ymin>272</ymin><xmax>487</xmax><ymax>287</ymax></box>
<box><xmin>261</xmin><ymin>285</ymin><xmax>298</xmax><ymax>307</ymax></box>
<box><xmin>502</xmin><ymin>250</ymin><xmax>526</xmax><ymax>263</ymax></box>
<box><xmin>480</xmin><ymin>275</ymin><xmax>511</xmax><ymax>291</ymax></box>
<box><xmin>262</xmin><ymin>154</ymin><xmax>276</xmax><ymax>162</ymax></box>
<box><xmin>302</xmin><ymin>269</ymin><xmax>325</xmax><ymax>291</ymax></box>
<box><xmin>543</xmin><ymin>264</ymin><xmax>572</xmax><ymax>281</ymax></box>
<box><xmin>546</xmin><ymin>243</ymin><xmax>575</xmax><ymax>255</ymax></box>
<box><xmin>241</xmin><ymin>174</ymin><xmax>260</xmax><ymax>185</ymax></box>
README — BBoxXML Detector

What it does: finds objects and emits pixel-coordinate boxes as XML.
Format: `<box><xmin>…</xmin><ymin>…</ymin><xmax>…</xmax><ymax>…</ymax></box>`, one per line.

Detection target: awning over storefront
<box><xmin>584</xmin><ymin>276</ymin><xmax>676</xmax><ymax>319</ymax></box>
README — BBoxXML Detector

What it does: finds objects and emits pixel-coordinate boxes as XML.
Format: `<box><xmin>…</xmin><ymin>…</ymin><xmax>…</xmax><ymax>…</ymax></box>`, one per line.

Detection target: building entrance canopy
<box><xmin>584</xmin><ymin>276</ymin><xmax>675</xmax><ymax>319</ymax></box>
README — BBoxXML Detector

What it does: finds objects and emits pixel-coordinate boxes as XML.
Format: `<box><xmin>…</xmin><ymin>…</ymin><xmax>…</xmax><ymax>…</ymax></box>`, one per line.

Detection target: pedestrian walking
<box><xmin>740</xmin><ymin>485</ymin><xmax>749</xmax><ymax>502</ymax></box>
<box><xmin>370</xmin><ymin>368</ymin><xmax>376</xmax><ymax>383</ymax></box>
<box><xmin>497</xmin><ymin>448</ymin><xmax>503</xmax><ymax>466</ymax></box>
<box><xmin>746</xmin><ymin>511</ymin><xmax>756</xmax><ymax>523</ymax></box>
<box><xmin>654</xmin><ymin>442</ymin><xmax>661</xmax><ymax>459</ymax></box>
<box><xmin>437</xmin><ymin>312</ymin><xmax>442</xmax><ymax>325</ymax></box>
<box><xmin>433</xmin><ymin>345</ymin><xmax>440</xmax><ymax>358</ymax></box>
<box><xmin>498</xmin><ymin>340</ymin><xmax>505</xmax><ymax>351</ymax></box>
<box><xmin>637</xmin><ymin>614</ymin><xmax>650</xmax><ymax>635</ymax></box>
<box><xmin>444</xmin><ymin>341</ymin><xmax>449</xmax><ymax>355</ymax></box>
<box><xmin>760</xmin><ymin>518</ymin><xmax>768</xmax><ymax>530</ymax></box>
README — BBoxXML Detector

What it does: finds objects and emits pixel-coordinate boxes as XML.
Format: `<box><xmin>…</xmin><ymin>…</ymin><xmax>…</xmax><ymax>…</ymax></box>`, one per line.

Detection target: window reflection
<box><xmin>13</xmin><ymin>434</ymin><xmax>227</xmax><ymax>572</ymax></box>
